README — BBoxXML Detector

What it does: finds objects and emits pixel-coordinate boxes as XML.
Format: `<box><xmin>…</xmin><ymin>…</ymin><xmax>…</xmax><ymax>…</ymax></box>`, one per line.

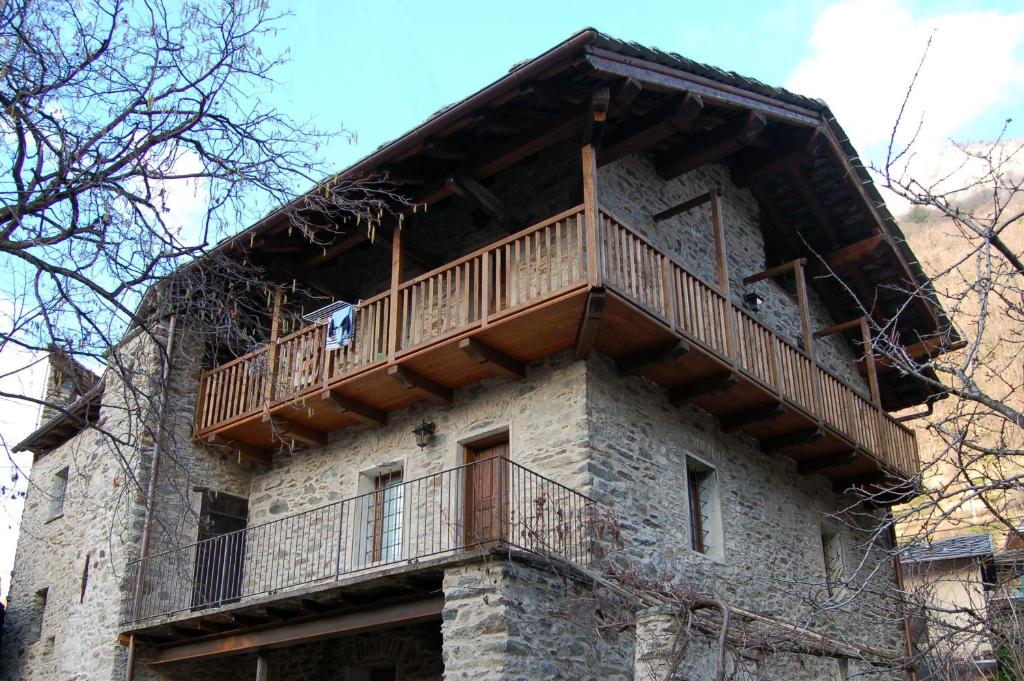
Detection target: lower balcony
<box><xmin>194</xmin><ymin>203</ymin><xmax>919</xmax><ymax>498</ymax></box>
<box><xmin>122</xmin><ymin>456</ymin><xmax>593</xmax><ymax>647</ymax></box>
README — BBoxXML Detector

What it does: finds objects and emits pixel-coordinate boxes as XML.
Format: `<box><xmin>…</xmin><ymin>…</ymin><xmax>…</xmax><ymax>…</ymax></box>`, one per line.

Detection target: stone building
<box><xmin>2</xmin><ymin>29</ymin><xmax>956</xmax><ymax>681</ymax></box>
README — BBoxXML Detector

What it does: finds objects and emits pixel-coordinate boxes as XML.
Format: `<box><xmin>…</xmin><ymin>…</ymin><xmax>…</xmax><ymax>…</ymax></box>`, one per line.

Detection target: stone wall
<box><xmin>441</xmin><ymin>560</ymin><xmax>631</xmax><ymax>681</ymax></box>
<box><xmin>599</xmin><ymin>154</ymin><xmax>871</xmax><ymax>394</ymax></box>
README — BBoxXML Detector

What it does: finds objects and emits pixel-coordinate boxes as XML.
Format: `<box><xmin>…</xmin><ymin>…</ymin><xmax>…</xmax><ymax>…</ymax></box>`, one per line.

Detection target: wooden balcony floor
<box><xmin>205</xmin><ymin>283</ymin><xmax>904</xmax><ymax>499</ymax></box>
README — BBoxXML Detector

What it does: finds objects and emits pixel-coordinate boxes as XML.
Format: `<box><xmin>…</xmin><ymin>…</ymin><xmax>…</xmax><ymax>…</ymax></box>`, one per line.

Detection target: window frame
<box><xmin>684</xmin><ymin>454</ymin><xmax>723</xmax><ymax>561</ymax></box>
<box><xmin>48</xmin><ymin>467</ymin><xmax>69</xmax><ymax>520</ymax></box>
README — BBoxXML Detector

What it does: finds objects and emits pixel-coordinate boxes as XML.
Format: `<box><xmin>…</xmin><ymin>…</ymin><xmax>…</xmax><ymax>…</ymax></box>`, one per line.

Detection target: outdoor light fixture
<box><xmin>412</xmin><ymin>420</ymin><xmax>436</xmax><ymax>448</ymax></box>
<box><xmin>743</xmin><ymin>291</ymin><xmax>765</xmax><ymax>313</ymax></box>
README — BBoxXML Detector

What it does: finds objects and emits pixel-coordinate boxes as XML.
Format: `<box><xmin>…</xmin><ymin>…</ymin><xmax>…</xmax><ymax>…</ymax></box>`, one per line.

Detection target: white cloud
<box><xmin>788</xmin><ymin>0</ymin><xmax>1024</xmax><ymax>168</ymax></box>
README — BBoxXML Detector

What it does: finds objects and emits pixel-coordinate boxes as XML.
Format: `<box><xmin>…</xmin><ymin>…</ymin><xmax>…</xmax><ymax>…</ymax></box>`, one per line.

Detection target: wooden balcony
<box><xmin>195</xmin><ymin>203</ymin><xmax>919</xmax><ymax>495</ymax></box>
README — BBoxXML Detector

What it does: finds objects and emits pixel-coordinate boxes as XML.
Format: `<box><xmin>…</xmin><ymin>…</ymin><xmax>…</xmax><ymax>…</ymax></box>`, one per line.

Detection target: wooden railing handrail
<box><xmin>597</xmin><ymin>208</ymin><xmax>918</xmax><ymax>449</ymax></box>
<box><xmin>397</xmin><ymin>204</ymin><xmax>586</xmax><ymax>292</ymax></box>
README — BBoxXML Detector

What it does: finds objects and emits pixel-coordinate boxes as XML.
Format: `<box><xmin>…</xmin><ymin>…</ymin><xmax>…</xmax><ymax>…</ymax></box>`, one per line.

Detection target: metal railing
<box><xmin>123</xmin><ymin>457</ymin><xmax>594</xmax><ymax>624</ymax></box>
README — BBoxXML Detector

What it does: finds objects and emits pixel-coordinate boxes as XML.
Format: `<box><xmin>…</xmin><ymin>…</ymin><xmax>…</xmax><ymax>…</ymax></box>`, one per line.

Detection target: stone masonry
<box><xmin>3</xmin><ymin>144</ymin><xmax>905</xmax><ymax>680</ymax></box>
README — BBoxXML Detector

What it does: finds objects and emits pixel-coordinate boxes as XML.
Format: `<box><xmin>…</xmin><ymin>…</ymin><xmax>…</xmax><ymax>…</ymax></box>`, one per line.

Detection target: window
<box><xmin>50</xmin><ymin>467</ymin><xmax>68</xmax><ymax>519</ymax></box>
<box><xmin>685</xmin><ymin>455</ymin><xmax>722</xmax><ymax>559</ymax></box>
<box><xmin>821</xmin><ymin>526</ymin><xmax>845</xmax><ymax>594</ymax></box>
<box><xmin>366</xmin><ymin>469</ymin><xmax>403</xmax><ymax>564</ymax></box>
<box><xmin>28</xmin><ymin>587</ymin><xmax>48</xmax><ymax>643</ymax></box>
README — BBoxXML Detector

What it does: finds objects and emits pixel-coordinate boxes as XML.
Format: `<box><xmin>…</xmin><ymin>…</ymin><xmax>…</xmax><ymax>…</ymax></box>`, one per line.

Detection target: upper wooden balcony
<box><xmin>195</xmin><ymin>201</ymin><xmax>919</xmax><ymax>497</ymax></box>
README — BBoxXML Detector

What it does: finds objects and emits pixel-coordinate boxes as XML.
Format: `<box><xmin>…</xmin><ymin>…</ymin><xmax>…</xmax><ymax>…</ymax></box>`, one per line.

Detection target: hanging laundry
<box><xmin>327</xmin><ymin>304</ymin><xmax>354</xmax><ymax>348</ymax></box>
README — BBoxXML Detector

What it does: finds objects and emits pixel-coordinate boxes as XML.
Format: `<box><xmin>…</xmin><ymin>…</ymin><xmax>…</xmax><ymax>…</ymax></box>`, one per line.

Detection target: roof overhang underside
<box><xmin>214</xmin><ymin>29</ymin><xmax>956</xmax><ymax>411</ymax></box>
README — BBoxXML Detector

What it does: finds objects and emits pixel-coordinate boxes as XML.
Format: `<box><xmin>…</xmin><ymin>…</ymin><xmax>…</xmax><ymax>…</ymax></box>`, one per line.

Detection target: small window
<box><xmin>821</xmin><ymin>526</ymin><xmax>845</xmax><ymax>594</ymax></box>
<box><xmin>28</xmin><ymin>587</ymin><xmax>48</xmax><ymax>643</ymax></box>
<box><xmin>685</xmin><ymin>455</ymin><xmax>722</xmax><ymax>559</ymax></box>
<box><xmin>50</xmin><ymin>468</ymin><xmax>69</xmax><ymax>518</ymax></box>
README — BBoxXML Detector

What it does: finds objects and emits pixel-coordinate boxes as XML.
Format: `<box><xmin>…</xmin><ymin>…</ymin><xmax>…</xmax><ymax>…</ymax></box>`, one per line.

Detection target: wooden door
<box><xmin>191</xmin><ymin>492</ymin><xmax>248</xmax><ymax>608</ymax></box>
<box><xmin>464</xmin><ymin>441</ymin><xmax>509</xmax><ymax>547</ymax></box>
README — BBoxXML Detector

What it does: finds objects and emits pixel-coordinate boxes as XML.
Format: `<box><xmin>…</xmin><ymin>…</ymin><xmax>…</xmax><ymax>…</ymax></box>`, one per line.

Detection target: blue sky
<box><xmin>3</xmin><ymin>0</ymin><xmax>1024</xmax><ymax>600</ymax></box>
<box><xmin>266</xmin><ymin>0</ymin><xmax>1024</xmax><ymax>178</ymax></box>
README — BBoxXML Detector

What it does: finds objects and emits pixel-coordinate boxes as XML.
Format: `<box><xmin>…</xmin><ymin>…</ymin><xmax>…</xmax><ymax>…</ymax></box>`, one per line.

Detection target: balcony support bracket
<box><xmin>761</xmin><ymin>427</ymin><xmax>824</xmax><ymax>455</ymax></box>
<box><xmin>262</xmin><ymin>415</ymin><xmax>327</xmax><ymax>448</ymax></box>
<box><xmin>203</xmin><ymin>434</ymin><xmax>272</xmax><ymax>466</ymax></box>
<box><xmin>574</xmin><ymin>287</ymin><xmax>606</xmax><ymax>360</ymax></box>
<box><xmin>388</xmin><ymin>365</ymin><xmax>453</xmax><ymax>405</ymax></box>
<box><xmin>798</xmin><ymin>449</ymin><xmax>858</xmax><ymax>476</ymax></box>
<box><xmin>617</xmin><ymin>339</ymin><xmax>690</xmax><ymax>376</ymax></box>
<box><xmin>320</xmin><ymin>390</ymin><xmax>387</xmax><ymax>428</ymax></box>
<box><xmin>720</xmin><ymin>402</ymin><xmax>787</xmax><ymax>433</ymax></box>
<box><xmin>459</xmin><ymin>338</ymin><xmax>525</xmax><ymax>380</ymax></box>
<box><xmin>669</xmin><ymin>371</ymin><xmax>738</xmax><ymax>406</ymax></box>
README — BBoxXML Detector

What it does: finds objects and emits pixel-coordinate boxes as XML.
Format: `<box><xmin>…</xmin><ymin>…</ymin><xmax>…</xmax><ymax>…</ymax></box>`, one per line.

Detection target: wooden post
<box><xmin>255</xmin><ymin>651</ymin><xmax>269</xmax><ymax>681</ymax></box>
<box><xmin>582</xmin><ymin>143</ymin><xmax>602</xmax><ymax>287</ymax></box>
<box><xmin>793</xmin><ymin>260</ymin><xmax>823</xmax><ymax>419</ymax></box>
<box><xmin>263</xmin><ymin>288</ymin><xmax>284</xmax><ymax>413</ymax></box>
<box><xmin>860</xmin><ymin>316</ymin><xmax>889</xmax><ymax>460</ymax></box>
<box><xmin>387</xmin><ymin>223</ymin><xmax>404</xmax><ymax>361</ymax></box>
<box><xmin>710</xmin><ymin>190</ymin><xmax>736</xmax><ymax>360</ymax></box>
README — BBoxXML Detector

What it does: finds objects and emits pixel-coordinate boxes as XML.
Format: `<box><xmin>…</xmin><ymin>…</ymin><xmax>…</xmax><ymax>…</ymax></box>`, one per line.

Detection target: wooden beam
<box><xmin>599</xmin><ymin>93</ymin><xmax>703</xmax><ymax>166</ymax></box>
<box><xmin>616</xmin><ymin>340</ymin><xmax>690</xmax><ymax>376</ymax></box>
<box><xmin>413</xmin><ymin>103</ymin><xmax>589</xmax><ymax>206</ymax></box>
<box><xmin>832</xmin><ymin>471</ymin><xmax>888</xmax><ymax>494</ymax></box>
<box><xmin>656</xmin><ymin>110</ymin><xmax>766</xmax><ymax>180</ymax></box>
<box><xmin>652</xmin><ymin>189</ymin><xmax>719</xmax><ymax>223</ymax></box>
<box><xmin>152</xmin><ymin>596</ymin><xmax>444</xmax><ymax>664</ymax></box>
<box><xmin>669</xmin><ymin>371</ymin><xmax>739</xmax><ymax>406</ymax></box>
<box><xmin>268</xmin><ymin>257</ymin><xmax>343</xmax><ymax>298</ymax></box>
<box><xmin>204</xmin><ymin>434</ymin><xmax>272</xmax><ymax>465</ymax></box>
<box><xmin>742</xmin><ymin>258</ymin><xmax>808</xmax><ymax>286</ymax></box>
<box><xmin>387</xmin><ymin>365</ymin><xmax>453</xmax><ymax>405</ymax></box>
<box><xmin>799</xmin><ymin>450</ymin><xmax>857</xmax><ymax>475</ymax></box>
<box><xmin>263</xmin><ymin>415</ymin><xmax>327</xmax><ymax>448</ymax></box>
<box><xmin>720</xmin><ymin>402</ymin><xmax>787</xmax><ymax>433</ymax></box>
<box><xmin>459</xmin><ymin>338</ymin><xmax>525</xmax><ymax>380</ymax></box>
<box><xmin>731</xmin><ymin>127</ymin><xmax>824</xmax><ymax>187</ymax></box>
<box><xmin>574</xmin><ymin>288</ymin><xmax>606</xmax><ymax>360</ymax></box>
<box><xmin>423</xmin><ymin>139</ymin><xmax>472</xmax><ymax>161</ymax></box>
<box><xmin>581</xmin><ymin>86</ymin><xmax>610</xmax><ymax>151</ymax></box>
<box><xmin>582</xmin><ymin>143</ymin><xmax>601</xmax><ymax>286</ymax></box>
<box><xmin>761</xmin><ymin>427</ymin><xmax>824</xmax><ymax>455</ymax></box>
<box><xmin>612</xmin><ymin>77</ymin><xmax>642</xmax><ymax>111</ymax></box>
<box><xmin>303</xmin><ymin>231</ymin><xmax>367</xmax><ymax>268</ymax></box>
<box><xmin>809</xmin><ymin>235</ymin><xmax>884</xmax><ymax>275</ymax></box>
<box><xmin>319</xmin><ymin>390</ymin><xmax>387</xmax><ymax>427</ymax></box>
<box><xmin>444</xmin><ymin>174</ymin><xmax>516</xmax><ymax>233</ymax></box>
<box><xmin>387</xmin><ymin>220</ymin><xmax>404</xmax><ymax>361</ymax></box>
<box><xmin>813</xmin><ymin>317</ymin><xmax>864</xmax><ymax>339</ymax></box>
<box><xmin>785</xmin><ymin>159</ymin><xmax>839</xmax><ymax>243</ymax></box>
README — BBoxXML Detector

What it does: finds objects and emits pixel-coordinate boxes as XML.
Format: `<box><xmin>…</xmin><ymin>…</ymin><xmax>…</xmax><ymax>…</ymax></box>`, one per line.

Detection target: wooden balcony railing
<box><xmin>596</xmin><ymin>209</ymin><xmax>919</xmax><ymax>478</ymax></box>
<box><xmin>123</xmin><ymin>457</ymin><xmax>594</xmax><ymax>624</ymax></box>
<box><xmin>194</xmin><ymin>203</ymin><xmax>918</xmax><ymax>480</ymax></box>
<box><xmin>195</xmin><ymin>206</ymin><xmax>588</xmax><ymax>433</ymax></box>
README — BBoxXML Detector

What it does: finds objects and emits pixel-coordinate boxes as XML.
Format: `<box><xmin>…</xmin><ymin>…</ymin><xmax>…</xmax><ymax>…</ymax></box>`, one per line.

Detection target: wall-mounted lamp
<box><xmin>412</xmin><ymin>420</ymin><xmax>436</xmax><ymax>448</ymax></box>
<box><xmin>743</xmin><ymin>291</ymin><xmax>765</xmax><ymax>313</ymax></box>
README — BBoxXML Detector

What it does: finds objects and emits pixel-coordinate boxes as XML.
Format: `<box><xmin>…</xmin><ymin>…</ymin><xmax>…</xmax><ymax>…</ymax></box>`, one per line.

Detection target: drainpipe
<box><xmin>125</xmin><ymin>314</ymin><xmax>177</xmax><ymax>681</ymax></box>
<box><xmin>887</xmin><ymin>512</ymin><xmax>917</xmax><ymax>681</ymax></box>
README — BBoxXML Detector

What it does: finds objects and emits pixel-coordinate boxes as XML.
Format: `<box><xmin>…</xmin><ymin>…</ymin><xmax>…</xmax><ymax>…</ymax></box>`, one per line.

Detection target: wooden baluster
<box><xmin>661</xmin><ymin>255</ymin><xmax>676</xmax><ymax>331</ymax></box>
